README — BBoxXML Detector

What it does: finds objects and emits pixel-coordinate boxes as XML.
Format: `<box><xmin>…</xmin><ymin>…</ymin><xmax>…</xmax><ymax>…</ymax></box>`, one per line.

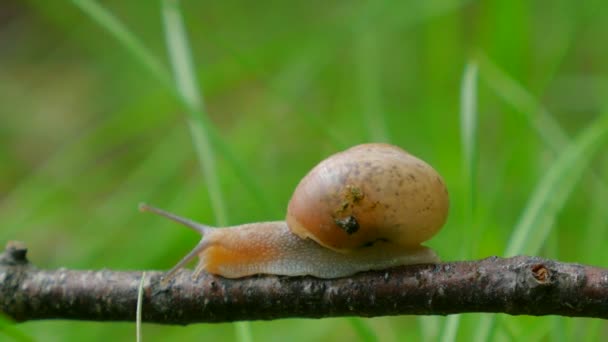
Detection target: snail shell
<box><xmin>287</xmin><ymin>143</ymin><xmax>449</xmax><ymax>252</ymax></box>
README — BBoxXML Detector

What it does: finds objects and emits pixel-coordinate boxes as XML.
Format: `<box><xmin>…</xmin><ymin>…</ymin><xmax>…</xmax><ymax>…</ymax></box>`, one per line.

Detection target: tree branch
<box><xmin>1</xmin><ymin>241</ymin><xmax>607</xmax><ymax>324</ymax></box>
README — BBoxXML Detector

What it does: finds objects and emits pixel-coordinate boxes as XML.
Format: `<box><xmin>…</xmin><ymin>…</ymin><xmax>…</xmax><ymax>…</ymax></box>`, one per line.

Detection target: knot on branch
<box><xmin>531</xmin><ymin>264</ymin><xmax>550</xmax><ymax>283</ymax></box>
<box><xmin>0</xmin><ymin>241</ymin><xmax>30</xmax><ymax>266</ymax></box>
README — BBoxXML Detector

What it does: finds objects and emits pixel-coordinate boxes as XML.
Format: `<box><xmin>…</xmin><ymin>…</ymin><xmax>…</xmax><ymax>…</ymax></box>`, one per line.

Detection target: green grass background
<box><xmin>1</xmin><ymin>0</ymin><xmax>607</xmax><ymax>341</ymax></box>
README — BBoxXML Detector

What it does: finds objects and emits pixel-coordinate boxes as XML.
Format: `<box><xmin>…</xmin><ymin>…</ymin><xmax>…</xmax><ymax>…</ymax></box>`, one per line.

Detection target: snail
<box><xmin>140</xmin><ymin>143</ymin><xmax>449</xmax><ymax>280</ymax></box>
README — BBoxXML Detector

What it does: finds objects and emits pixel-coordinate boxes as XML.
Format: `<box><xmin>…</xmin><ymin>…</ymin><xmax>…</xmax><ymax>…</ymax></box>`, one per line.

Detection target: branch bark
<box><xmin>1</xmin><ymin>241</ymin><xmax>607</xmax><ymax>325</ymax></box>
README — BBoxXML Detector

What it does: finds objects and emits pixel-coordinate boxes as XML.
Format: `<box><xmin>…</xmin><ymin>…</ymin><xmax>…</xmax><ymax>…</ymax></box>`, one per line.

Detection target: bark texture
<box><xmin>1</xmin><ymin>241</ymin><xmax>607</xmax><ymax>324</ymax></box>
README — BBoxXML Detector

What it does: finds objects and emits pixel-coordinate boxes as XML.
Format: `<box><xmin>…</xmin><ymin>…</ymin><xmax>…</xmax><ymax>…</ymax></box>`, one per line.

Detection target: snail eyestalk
<box><xmin>138</xmin><ymin>203</ymin><xmax>214</xmax><ymax>235</ymax></box>
<box><xmin>161</xmin><ymin>239</ymin><xmax>210</xmax><ymax>285</ymax></box>
<box><xmin>138</xmin><ymin>203</ymin><xmax>215</xmax><ymax>284</ymax></box>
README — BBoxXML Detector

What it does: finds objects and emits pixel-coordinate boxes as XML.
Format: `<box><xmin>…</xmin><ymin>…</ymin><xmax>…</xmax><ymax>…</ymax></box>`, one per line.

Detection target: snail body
<box><xmin>142</xmin><ymin>143</ymin><xmax>449</xmax><ymax>280</ymax></box>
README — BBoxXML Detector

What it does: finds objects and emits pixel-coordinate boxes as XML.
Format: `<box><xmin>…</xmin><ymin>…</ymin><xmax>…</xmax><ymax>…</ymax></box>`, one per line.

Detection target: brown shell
<box><xmin>286</xmin><ymin>143</ymin><xmax>449</xmax><ymax>252</ymax></box>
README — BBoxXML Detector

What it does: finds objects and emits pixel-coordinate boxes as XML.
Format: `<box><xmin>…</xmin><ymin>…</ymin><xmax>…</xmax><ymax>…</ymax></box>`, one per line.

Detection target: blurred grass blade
<box><xmin>162</xmin><ymin>1</ymin><xmax>203</xmax><ymax>110</ymax></box>
<box><xmin>161</xmin><ymin>1</ymin><xmax>251</xmax><ymax>340</ymax></box>
<box><xmin>71</xmin><ymin>0</ymin><xmax>275</xmax><ymax>216</ymax></box>
<box><xmin>70</xmin><ymin>0</ymin><xmax>172</xmax><ymax>85</ymax></box>
<box><xmin>477</xmin><ymin>53</ymin><xmax>568</xmax><ymax>149</ymax></box>
<box><xmin>355</xmin><ymin>30</ymin><xmax>389</xmax><ymax>142</ymax></box>
<box><xmin>460</xmin><ymin>62</ymin><xmax>478</xmax><ymax>220</ymax></box>
<box><xmin>477</xmin><ymin>53</ymin><xmax>608</xmax><ymax>254</ymax></box>
<box><xmin>234</xmin><ymin>323</ymin><xmax>253</xmax><ymax>342</ymax></box>
<box><xmin>471</xmin><ymin>313</ymin><xmax>494</xmax><ymax>342</ymax></box>
<box><xmin>347</xmin><ymin>318</ymin><xmax>378</xmax><ymax>342</ymax></box>
<box><xmin>162</xmin><ymin>0</ymin><xmax>227</xmax><ymax>226</ymax></box>
<box><xmin>505</xmin><ymin>113</ymin><xmax>608</xmax><ymax>256</ymax></box>
<box><xmin>136</xmin><ymin>272</ymin><xmax>146</xmax><ymax>342</ymax></box>
<box><xmin>441</xmin><ymin>315</ymin><xmax>460</xmax><ymax>342</ymax></box>
<box><xmin>441</xmin><ymin>61</ymin><xmax>479</xmax><ymax>342</ymax></box>
<box><xmin>187</xmin><ymin>124</ymin><xmax>228</xmax><ymax>224</ymax></box>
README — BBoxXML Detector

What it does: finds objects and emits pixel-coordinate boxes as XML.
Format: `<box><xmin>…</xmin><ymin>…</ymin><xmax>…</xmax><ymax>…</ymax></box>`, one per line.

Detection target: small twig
<box><xmin>0</xmin><ymin>241</ymin><xmax>607</xmax><ymax>324</ymax></box>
